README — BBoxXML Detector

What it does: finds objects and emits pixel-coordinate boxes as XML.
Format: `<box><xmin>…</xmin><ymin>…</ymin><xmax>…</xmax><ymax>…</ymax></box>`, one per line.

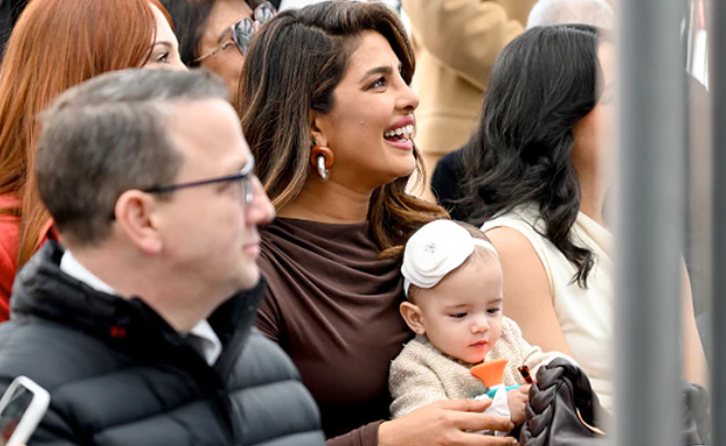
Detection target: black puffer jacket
<box><xmin>0</xmin><ymin>241</ymin><xmax>325</xmax><ymax>446</ymax></box>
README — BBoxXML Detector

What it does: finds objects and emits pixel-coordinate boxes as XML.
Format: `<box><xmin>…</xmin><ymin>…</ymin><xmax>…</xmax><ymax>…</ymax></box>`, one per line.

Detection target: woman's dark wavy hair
<box><xmin>462</xmin><ymin>24</ymin><xmax>606</xmax><ymax>287</ymax></box>
<box><xmin>239</xmin><ymin>0</ymin><xmax>448</xmax><ymax>254</ymax></box>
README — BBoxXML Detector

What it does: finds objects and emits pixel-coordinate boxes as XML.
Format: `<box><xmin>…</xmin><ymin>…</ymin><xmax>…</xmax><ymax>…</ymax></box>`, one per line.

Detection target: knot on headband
<box><xmin>401</xmin><ymin>220</ymin><xmax>497</xmax><ymax>297</ymax></box>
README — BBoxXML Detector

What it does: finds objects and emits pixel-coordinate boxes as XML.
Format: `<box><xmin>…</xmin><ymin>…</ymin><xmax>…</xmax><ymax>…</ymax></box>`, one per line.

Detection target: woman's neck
<box><xmin>277</xmin><ymin>176</ymin><xmax>373</xmax><ymax>224</ymax></box>
<box><xmin>578</xmin><ymin>170</ymin><xmax>607</xmax><ymax>227</ymax></box>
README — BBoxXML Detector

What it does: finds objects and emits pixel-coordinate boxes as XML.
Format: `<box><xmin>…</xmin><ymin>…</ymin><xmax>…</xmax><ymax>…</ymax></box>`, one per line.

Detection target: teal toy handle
<box><xmin>485</xmin><ymin>384</ymin><xmax>521</xmax><ymax>399</ymax></box>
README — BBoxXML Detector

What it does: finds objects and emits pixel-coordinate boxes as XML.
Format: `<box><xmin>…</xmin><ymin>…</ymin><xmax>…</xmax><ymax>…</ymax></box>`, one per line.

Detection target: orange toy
<box><xmin>470</xmin><ymin>358</ymin><xmax>509</xmax><ymax>387</ymax></box>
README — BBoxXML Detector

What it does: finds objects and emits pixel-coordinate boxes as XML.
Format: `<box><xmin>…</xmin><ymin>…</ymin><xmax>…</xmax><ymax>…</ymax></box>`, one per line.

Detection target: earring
<box><xmin>310</xmin><ymin>144</ymin><xmax>335</xmax><ymax>181</ymax></box>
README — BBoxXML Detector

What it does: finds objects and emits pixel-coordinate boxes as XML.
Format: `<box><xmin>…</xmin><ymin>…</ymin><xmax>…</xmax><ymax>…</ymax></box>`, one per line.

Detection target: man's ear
<box><xmin>113</xmin><ymin>190</ymin><xmax>163</xmax><ymax>254</ymax></box>
<box><xmin>309</xmin><ymin>110</ymin><xmax>328</xmax><ymax>148</ymax></box>
<box><xmin>400</xmin><ymin>301</ymin><xmax>426</xmax><ymax>335</ymax></box>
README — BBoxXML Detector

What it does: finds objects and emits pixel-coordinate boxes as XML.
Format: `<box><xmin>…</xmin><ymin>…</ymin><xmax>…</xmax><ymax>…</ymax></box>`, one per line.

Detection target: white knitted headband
<box><xmin>401</xmin><ymin>220</ymin><xmax>498</xmax><ymax>297</ymax></box>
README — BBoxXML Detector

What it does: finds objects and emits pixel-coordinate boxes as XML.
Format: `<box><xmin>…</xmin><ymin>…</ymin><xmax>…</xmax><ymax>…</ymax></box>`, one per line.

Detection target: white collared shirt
<box><xmin>59</xmin><ymin>250</ymin><xmax>222</xmax><ymax>366</ymax></box>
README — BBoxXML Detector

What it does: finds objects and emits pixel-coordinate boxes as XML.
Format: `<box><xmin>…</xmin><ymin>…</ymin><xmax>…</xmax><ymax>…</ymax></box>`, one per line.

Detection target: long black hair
<box><xmin>462</xmin><ymin>24</ymin><xmax>605</xmax><ymax>287</ymax></box>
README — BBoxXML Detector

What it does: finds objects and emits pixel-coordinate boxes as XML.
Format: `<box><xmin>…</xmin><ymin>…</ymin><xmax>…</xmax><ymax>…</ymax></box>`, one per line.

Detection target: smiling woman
<box><xmin>237</xmin><ymin>2</ymin><xmax>524</xmax><ymax>446</ymax></box>
<box><xmin>0</xmin><ymin>0</ymin><xmax>184</xmax><ymax>321</ymax></box>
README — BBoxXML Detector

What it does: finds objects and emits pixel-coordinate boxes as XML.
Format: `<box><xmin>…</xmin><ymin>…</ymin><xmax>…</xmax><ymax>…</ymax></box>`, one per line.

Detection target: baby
<box><xmin>389</xmin><ymin>220</ymin><xmax>570</xmax><ymax>424</ymax></box>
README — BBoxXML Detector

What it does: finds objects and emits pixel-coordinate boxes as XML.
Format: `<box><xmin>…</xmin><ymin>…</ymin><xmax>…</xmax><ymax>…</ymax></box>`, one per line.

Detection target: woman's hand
<box><xmin>378</xmin><ymin>398</ymin><xmax>517</xmax><ymax>446</ymax></box>
<box><xmin>507</xmin><ymin>385</ymin><xmax>531</xmax><ymax>424</ymax></box>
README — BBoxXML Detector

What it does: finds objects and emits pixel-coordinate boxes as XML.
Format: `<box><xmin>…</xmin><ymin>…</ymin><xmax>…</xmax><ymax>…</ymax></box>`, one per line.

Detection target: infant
<box><xmin>389</xmin><ymin>220</ymin><xmax>571</xmax><ymax>425</ymax></box>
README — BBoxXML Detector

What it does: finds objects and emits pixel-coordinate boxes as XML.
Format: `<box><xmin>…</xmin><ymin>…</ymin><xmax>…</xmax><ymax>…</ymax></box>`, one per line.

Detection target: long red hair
<box><xmin>0</xmin><ymin>0</ymin><xmax>174</xmax><ymax>269</ymax></box>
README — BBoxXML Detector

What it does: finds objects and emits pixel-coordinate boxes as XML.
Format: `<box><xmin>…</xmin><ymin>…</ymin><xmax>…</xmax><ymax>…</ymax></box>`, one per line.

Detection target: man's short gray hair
<box><xmin>35</xmin><ymin>69</ymin><xmax>229</xmax><ymax>246</ymax></box>
<box><xmin>526</xmin><ymin>0</ymin><xmax>614</xmax><ymax>29</ymax></box>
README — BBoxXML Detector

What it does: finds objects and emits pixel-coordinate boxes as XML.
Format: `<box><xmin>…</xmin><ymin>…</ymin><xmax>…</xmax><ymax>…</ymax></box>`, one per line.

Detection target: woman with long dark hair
<box><xmin>463</xmin><ymin>24</ymin><xmax>706</xmax><ymax>410</ymax></box>
<box><xmin>240</xmin><ymin>2</ymin><xmax>516</xmax><ymax>445</ymax></box>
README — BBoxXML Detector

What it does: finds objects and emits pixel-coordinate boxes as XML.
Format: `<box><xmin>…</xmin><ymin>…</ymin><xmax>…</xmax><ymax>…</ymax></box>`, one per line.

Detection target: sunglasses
<box><xmin>143</xmin><ymin>156</ymin><xmax>256</xmax><ymax>206</ymax></box>
<box><xmin>194</xmin><ymin>2</ymin><xmax>276</xmax><ymax>63</ymax></box>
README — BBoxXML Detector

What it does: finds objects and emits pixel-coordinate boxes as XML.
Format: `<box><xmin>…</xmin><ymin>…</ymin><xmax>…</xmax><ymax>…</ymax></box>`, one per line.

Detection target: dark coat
<box><xmin>0</xmin><ymin>241</ymin><xmax>325</xmax><ymax>446</ymax></box>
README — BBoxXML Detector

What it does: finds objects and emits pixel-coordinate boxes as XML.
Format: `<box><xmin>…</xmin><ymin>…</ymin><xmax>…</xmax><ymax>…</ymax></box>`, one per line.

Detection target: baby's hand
<box><xmin>507</xmin><ymin>384</ymin><xmax>531</xmax><ymax>424</ymax></box>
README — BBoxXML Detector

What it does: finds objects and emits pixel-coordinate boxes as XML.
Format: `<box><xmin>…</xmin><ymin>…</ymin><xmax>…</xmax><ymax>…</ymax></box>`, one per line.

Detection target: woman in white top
<box><xmin>461</xmin><ymin>25</ymin><xmax>706</xmax><ymax>410</ymax></box>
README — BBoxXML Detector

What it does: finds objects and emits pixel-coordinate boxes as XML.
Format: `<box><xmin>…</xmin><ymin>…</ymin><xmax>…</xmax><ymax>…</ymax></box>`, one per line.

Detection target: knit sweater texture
<box><xmin>389</xmin><ymin>317</ymin><xmax>569</xmax><ymax>417</ymax></box>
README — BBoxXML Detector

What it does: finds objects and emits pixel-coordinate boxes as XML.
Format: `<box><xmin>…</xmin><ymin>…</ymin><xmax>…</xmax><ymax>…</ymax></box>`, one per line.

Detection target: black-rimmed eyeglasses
<box><xmin>143</xmin><ymin>156</ymin><xmax>256</xmax><ymax>206</ymax></box>
<box><xmin>194</xmin><ymin>2</ymin><xmax>276</xmax><ymax>63</ymax></box>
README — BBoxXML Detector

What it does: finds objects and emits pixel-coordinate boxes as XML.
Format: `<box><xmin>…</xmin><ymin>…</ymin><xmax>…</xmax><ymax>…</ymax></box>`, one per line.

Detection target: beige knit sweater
<box><xmin>389</xmin><ymin>317</ymin><xmax>570</xmax><ymax>418</ymax></box>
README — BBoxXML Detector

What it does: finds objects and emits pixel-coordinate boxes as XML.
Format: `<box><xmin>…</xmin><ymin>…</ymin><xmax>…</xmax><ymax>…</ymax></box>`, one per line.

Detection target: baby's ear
<box><xmin>399</xmin><ymin>301</ymin><xmax>426</xmax><ymax>335</ymax></box>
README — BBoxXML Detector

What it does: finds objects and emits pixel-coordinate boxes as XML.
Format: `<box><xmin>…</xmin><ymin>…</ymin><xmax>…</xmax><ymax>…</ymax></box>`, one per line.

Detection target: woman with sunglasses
<box><xmin>0</xmin><ymin>0</ymin><xmax>185</xmax><ymax>322</ymax></box>
<box><xmin>161</xmin><ymin>0</ymin><xmax>276</xmax><ymax>102</ymax></box>
<box><xmin>239</xmin><ymin>2</ymin><xmax>517</xmax><ymax>446</ymax></box>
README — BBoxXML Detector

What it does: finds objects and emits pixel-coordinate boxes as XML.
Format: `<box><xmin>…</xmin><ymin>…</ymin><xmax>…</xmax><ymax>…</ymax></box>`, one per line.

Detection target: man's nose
<box><xmin>247</xmin><ymin>176</ymin><xmax>275</xmax><ymax>225</ymax></box>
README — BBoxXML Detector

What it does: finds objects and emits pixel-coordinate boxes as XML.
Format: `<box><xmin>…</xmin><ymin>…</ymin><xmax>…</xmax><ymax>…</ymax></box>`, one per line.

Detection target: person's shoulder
<box><xmin>500</xmin><ymin>316</ymin><xmax>523</xmax><ymax>337</ymax></box>
<box><xmin>0</xmin><ymin>319</ymin><xmax>124</xmax><ymax>389</ymax></box>
<box><xmin>0</xmin><ymin>196</ymin><xmax>20</xmax><ymax>248</ymax></box>
<box><xmin>0</xmin><ymin>194</ymin><xmax>20</xmax><ymax>208</ymax></box>
<box><xmin>390</xmin><ymin>337</ymin><xmax>442</xmax><ymax>381</ymax></box>
<box><xmin>259</xmin><ymin>219</ymin><xmax>298</xmax><ymax>263</ymax></box>
<box><xmin>396</xmin><ymin>336</ymin><xmax>425</xmax><ymax>356</ymax></box>
<box><xmin>394</xmin><ymin>336</ymin><xmax>447</xmax><ymax>366</ymax></box>
<box><xmin>0</xmin><ymin>194</ymin><xmax>21</xmax><ymax>261</ymax></box>
<box><xmin>487</xmin><ymin>317</ymin><xmax>534</xmax><ymax>365</ymax></box>
<box><xmin>482</xmin><ymin>204</ymin><xmax>540</xmax><ymax>228</ymax></box>
<box><xmin>485</xmin><ymin>225</ymin><xmax>542</xmax><ymax>259</ymax></box>
<box><xmin>233</xmin><ymin>328</ymin><xmax>301</xmax><ymax>381</ymax></box>
<box><xmin>483</xmin><ymin>204</ymin><xmax>544</xmax><ymax>245</ymax></box>
<box><xmin>226</xmin><ymin>328</ymin><xmax>324</xmax><ymax>442</ymax></box>
<box><xmin>0</xmin><ymin>209</ymin><xmax>19</xmax><ymax>319</ymax></box>
<box><xmin>489</xmin><ymin>317</ymin><xmax>528</xmax><ymax>354</ymax></box>
<box><xmin>0</xmin><ymin>318</ymin><xmax>102</xmax><ymax>358</ymax></box>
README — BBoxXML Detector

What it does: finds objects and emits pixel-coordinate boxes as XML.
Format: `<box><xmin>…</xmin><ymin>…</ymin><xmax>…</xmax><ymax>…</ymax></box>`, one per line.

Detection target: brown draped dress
<box><xmin>256</xmin><ymin>218</ymin><xmax>412</xmax><ymax>446</ymax></box>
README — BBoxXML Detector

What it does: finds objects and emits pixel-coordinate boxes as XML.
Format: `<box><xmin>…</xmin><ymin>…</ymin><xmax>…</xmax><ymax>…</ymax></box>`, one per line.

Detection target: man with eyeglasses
<box><xmin>0</xmin><ymin>69</ymin><xmax>325</xmax><ymax>446</ymax></box>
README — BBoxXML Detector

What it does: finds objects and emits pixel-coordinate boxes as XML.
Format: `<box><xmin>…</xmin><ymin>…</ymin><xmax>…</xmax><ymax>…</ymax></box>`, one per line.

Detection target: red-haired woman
<box><xmin>0</xmin><ymin>0</ymin><xmax>185</xmax><ymax>321</ymax></box>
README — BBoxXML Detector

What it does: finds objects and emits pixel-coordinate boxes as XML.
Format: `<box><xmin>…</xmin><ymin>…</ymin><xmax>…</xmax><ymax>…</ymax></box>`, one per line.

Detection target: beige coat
<box><xmin>402</xmin><ymin>0</ymin><xmax>537</xmax><ymax>196</ymax></box>
<box><xmin>389</xmin><ymin>316</ymin><xmax>568</xmax><ymax>418</ymax></box>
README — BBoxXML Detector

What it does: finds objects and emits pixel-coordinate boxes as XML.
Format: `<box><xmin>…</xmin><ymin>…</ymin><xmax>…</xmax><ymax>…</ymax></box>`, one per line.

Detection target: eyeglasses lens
<box><xmin>233</xmin><ymin>3</ymin><xmax>276</xmax><ymax>56</ymax></box>
<box><xmin>233</xmin><ymin>19</ymin><xmax>255</xmax><ymax>55</ymax></box>
<box><xmin>255</xmin><ymin>3</ymin><xmax>276</xmax><ymax>23</ymax></box>
<box><xmin>243</xmin><ymin>177</ymin><xmax>254</xmax><ymax>206</ymax></box>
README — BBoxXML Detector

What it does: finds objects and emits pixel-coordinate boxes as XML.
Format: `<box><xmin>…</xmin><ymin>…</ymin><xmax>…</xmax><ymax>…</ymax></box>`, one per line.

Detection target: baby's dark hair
<box><xmin>407</xmin><ymin>221</ymin><xmax>501</xmax><ymax>302</ymax></box>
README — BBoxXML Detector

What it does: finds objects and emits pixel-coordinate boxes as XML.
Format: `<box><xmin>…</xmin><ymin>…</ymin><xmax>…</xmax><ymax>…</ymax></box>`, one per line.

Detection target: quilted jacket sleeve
<box><xmin>0</xmin><ymin>376</ymin><xmax>82</xmax><ymax>446</ymax></box>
